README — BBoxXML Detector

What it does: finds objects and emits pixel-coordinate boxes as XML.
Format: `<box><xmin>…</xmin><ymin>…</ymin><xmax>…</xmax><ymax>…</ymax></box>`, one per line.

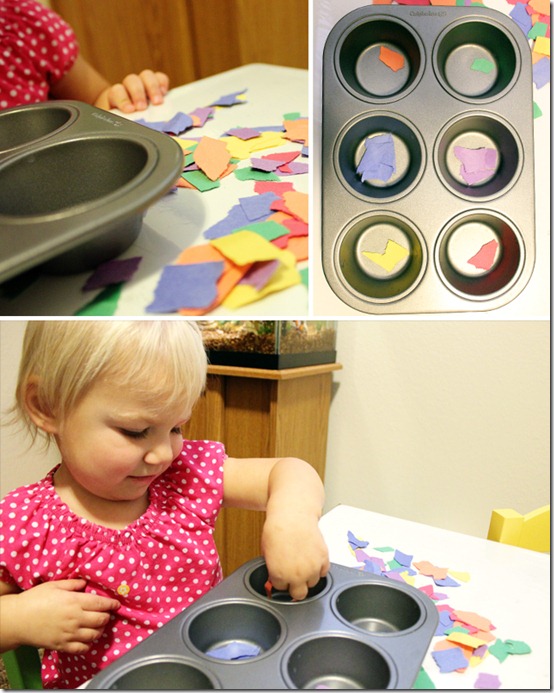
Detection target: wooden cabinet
<box><xmin>182</xmin><ymin>363</ymin><xmax>341</xmax><ymax>577</ymax></box>
<box><xmin>50</xmin><ymin>0</ymin><xmax>308</xmax><ymax>88</ymax></box>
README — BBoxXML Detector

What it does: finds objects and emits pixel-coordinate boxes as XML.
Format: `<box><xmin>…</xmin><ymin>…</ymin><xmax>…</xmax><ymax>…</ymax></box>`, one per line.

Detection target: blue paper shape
<box><xmin>206</xmin><ymin>641</ymin><xmax>261</xmax><ymax>660</ymax></box>
<box><xmin>433</xmin><ymin>576</ymin><xmax>460</xmax><ymax>587</ymax></box>
<box><xmin>394</xmin><ymin>549</ymin><xmax>413</xmax><ymax>567</ymax></box>
<box><xmin>431</xmin><ymin>647</ymin><xmax>468</xmax><ymax>673</ymax></box>
<box><xmin>533</xmin><ymin>57</ymin><xmax>550</xmax><ymax>89</ymax></box>
<box><xmin>203</xmin><ymin>204</ymin><xmax>251</xmax><ymax>239</ymax></box>
<box><xmin>509</xmin><ymin>3</ymin><xmax>533</xmax><ymax>35</ymax></box>
<box><xmin>239</xmin><ymin>191</ymin><xmax>280</xmax><ymax>222</ymax></box>
<box><xmin>347</xmin><ymin>530</ymin><xmax>369</xmax><ymax>549</ymax></box>
<box><xmin>356</xmin><ymin>133</ymin><xmax>396</xmax><ymax>183</ymax></box>
<box><xmin>210</xmin><ymin>89</ymin><xmax>247</xmax><ymax>107</ymax></box>
<box><xmin>146</xmin><ymin>262</ymin><xmax>224</xmax><ymax>313</ymax></box>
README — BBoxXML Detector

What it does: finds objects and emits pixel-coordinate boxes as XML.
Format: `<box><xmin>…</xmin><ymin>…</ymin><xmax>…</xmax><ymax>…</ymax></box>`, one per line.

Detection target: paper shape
<box><xmin>286</xmin><ymin>236</ymin><xmax>309</xmax><ymax>262</ymax></box>
<box><xmin>210</xmin><ymin>89</ymin><xmax>247</xmax><ymax>107</ymax></box>
<box><xmin>255</xmin><ymin>181</ymin><xmax>295</xmax><ymax>195</ymax></box>
<box><xmin>362</xmin><ymin>239</ymin><xmax>409</xmax><ymax>273</ymax></box>
<box><xmin>414</xmin><ymin>560</ymin><xmax>449</xmax><ymax>580</ymax></box>
<box><xmin>532</xmin><ymin>57</ymin><xmax>550</xmax><ymax>88</ymax></box>
<box><xmin>193</xmin><ymin>136</ymin><xmax>231</xmax><ymax>181</ymax></box>
<box><xmin>238</xmin><ymin>260</ymin><xmax>280</xmax><ymax>291</ymax></box>
<box><xmin>239</xmin><ymin>192</ymin><xmax>280</xmax><ymax>221</ymax></box>
<box><xmin>467</xmin><ymin>239</ymin><xmax>499</xmax><ymax>271</ymax></box>
<box><xmin>203</xmin><ymin>203</ymin><xmax>251</xmax><ymax>239</ymax></box>
<box><xmin>447</xmin><ymin>632</ymin><xmax>487</xmax><ymax>649</ymax></box>
<box><xmin>242</xmin><ymin>220</ymin><xmax>289</xmax><ymax>242</ymax></box>
<box><xmin>250</xmin><ymin>156</ymin><xmax>281</xmax><ymax>172</ymax></box>
<box><xmin>488</xmin><ymin>639</ymin><xmax>509</xmax><ymax>663</ymax></box>
<box><xmin>394</xmin><ymin>549</ymin><xmax>413</xmax><ymax>567</ymax></box>
<box><xmin>283</xmin><ymin>117</ymin><xmax>308</xmax><ymax>145</ymax></box>
<box><xmin>181</xmin><ymin>170</ymin><xmax>220</xmax><ymax>191</ymax></box>
<box><xmin>205</xmin><ymin>641</ymin><xmax>261</xmax><ymax>660</ymax></box>
<box><xmin>453</xmin><ymin>146</ymin><xmax>498</xmax><ymax>185</ymax></box>
<box><xmin>189</xmin><ymin>106</ymin><xmax>213</xmax><ymax>127</ymax></box>
<box><xmin>452</xmin><ymin>611</ymin><xmax>493</xmax><ymax>632</ymax></box>
<box><xmin>347</xmin><ymin>531</ymin><xmax>369</xmax><ymax>550</ymax></box>
<box><xmin>379</xmin><ymin>45</ymin><xmax>405</xmax><ymax>71</ymax></box>
<box><xmin>82</xmin><ymin>256</ymin><xmax>142</xmax><ymax>291</ymax></box>
<box><xmin>235</xmin><ymin>167</ymin><xmax>280</xmax><ymax>182</ymax></box>
<box><xmin>431</xmin><ymin>647</ymin><xmax>469</xmax><ymax>673</ymax></box>
<box><xmin>280</xmin><ymin>190</ymin><xmax>308</xmax><ymax>223</ymax></box>
<box><xmin>210</xmin><ymin>230</ymin><xmax>283</xmax><ymax>266</ymax></box>
<box><xmin>147</xmin><ymin>262</ymin><xmax>224</xmax><ymax>313</ymax></box>
<box><xmin>504</xmin><ymin>639</ymin><xmax>532</xmax><ymax>655</ymax></box>
<box><xmin>534</xmin><ymin>35</ymin><xmax>550</xmax><ymax>57</ymax></box>
<box><xmin>224</xmin><ymin>131</ymin><xmax>285</xmax><ymax>159</ymax></box>
<box><xmin>474</xmin><ymin>673</ymin><xmax>501</xmax><ymax>689</ymax></box>
<box><xmin>225</xmin><ymin>127</ymin><xmax>261</xmax><ymax>139</ymax></box>
<box><xmin>413</xmin><ymin>667</ymin><xmax>436</xmax><ymax>690</ymax></box>
<box><xmin>510</xmin><ymin>2</ymin><xmax>533</xmax><ymax>35</ymax></box>
<box><xmin>433</xmin><ymin>575</ymin><xmax>460</xmax><ymax>587</ymax></box>
<box><xmin>357</xmin><ymin>133</ymin><xmax>396</xmax><ymax>183</ymax></box>
<box><xmin>278</xmin><ymin>161</ymin><xmax>309</xmax><ymax>175</ymax></box>
<box><xmin>222</xmin><ymin>260</ymin><xmax>300</xmax><ymax>309</ymax></box>
<box><xmin>471</xmin><ymin>58</ymin><xmax>495</xmax><ymax>74</ymax></box>
<box><xmin>75</xmin><ymin>283</ymin><xmax>122</xmax><ymax>316</ymax></box>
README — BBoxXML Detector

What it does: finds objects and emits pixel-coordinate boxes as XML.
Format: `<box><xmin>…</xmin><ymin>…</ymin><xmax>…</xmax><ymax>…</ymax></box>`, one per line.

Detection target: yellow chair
<box><xmin>487</xmin><ymin>505</ymin><xmax>550</xmax><ymax>553</ymax></box>
<box><xmin>1</xmin><ymin>646</ymin><xmax>42</xmax><ymax>689</ymax></box>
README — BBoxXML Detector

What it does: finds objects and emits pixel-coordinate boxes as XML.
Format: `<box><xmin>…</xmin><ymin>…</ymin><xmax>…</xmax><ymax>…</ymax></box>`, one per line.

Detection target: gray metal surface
<box><xmin>321</xmin><ymin>6</ymin><xmax>535</xmax><ymax>313</ymax></box>
<box><xmin>87</xmin><ymin>558</ymin><xmax>439</xmax><ymax>690</ymax></box>
<box><xmin>0</xmin><ymin>101</ymin><xmax>183</xmax><ymax>282</ymax></box>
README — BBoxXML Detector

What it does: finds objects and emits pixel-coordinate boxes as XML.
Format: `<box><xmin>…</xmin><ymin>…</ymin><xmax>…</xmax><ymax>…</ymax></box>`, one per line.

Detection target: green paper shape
<box><xmin>75</xmin><ymin>283</ymin><xmax>122</xmax><ymax>316</ymax></box>
<box><xmin>471</xmin><ymin>58</ymin><xmax>495</xmax><ymax>74</ymax></box>
<box><xmin>283</xmin><ymin>111</ymin><xmax>301</xmax><ymax>120</ymax></box>
<box><xmin>181</xmin><ymin>170</ymin><xmax>221</xmax><ymax>191</ymax></box>
<box><xmin>533</xmin><ymin>101</ymin><xmax>543</xmax><ymax>118</ymax></box>
<box><xmin>235</xmin><ymin>167</ymin><xmax>280</xmax><ymax>182</ymax></box>
<box><xmin>528</xmin><ymin>22</ymin><xmax>548</xmax><ymax>39</ymax></box>
<box><xmin>489</xmin><ymin>639</ymin><xmax>510</xmax><ymax>663</ymax></box>
<box><xmin>299</xmin><ymin>267</ymin><xmax>308</xmax><ymax>287</ymax></box>
<box><xmin>445</xmin><ymin>626</ymin><xmax>470</xmax><ymax>635</ymax></box>
<box><xmin>387</xmin><ymin>558</ymin><xmax>403</xmax><ymax>571</ymax></box>
<box><xmin>238</xmin><ymin>220</ymin><xmax>289</xmax><ymax>241</ymax></box>
<box><xmin>505</xmin><ymin>639</ymin><xmax>532</xmax><ymax>655</ymax></box>
<box><xmin>413</xmin><ymin>667</ymin><xmax>436</xmax><ymax>689</ymax></box>
<box><xmin>375</xmin><ymin>546</ymin><xmax>394</xmax><ymax>552</ymax></box>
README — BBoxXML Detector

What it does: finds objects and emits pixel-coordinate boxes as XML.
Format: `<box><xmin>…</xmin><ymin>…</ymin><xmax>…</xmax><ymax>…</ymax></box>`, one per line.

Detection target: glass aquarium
<box><xmin>199</xmin><ymin>321</ymin><xmax>338</xmax><ymax>369</ymax></box>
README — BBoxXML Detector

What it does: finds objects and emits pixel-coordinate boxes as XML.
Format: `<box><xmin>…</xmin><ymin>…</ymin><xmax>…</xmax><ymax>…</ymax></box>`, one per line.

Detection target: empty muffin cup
<box><xmin>434</xmin><ymin>18</ymin><xmax>519</xmax><ymax>100</ymax></box>
<box><xmin>334</xmin><ymin>583</ymin><xmax>423</xmax><ymax>634</ymax></box>
<box><xmin>246</xmin><ymin>561</ymin><xmax>330</xmax><ymax>603</ymax></box>
<box><xmin>185</xmin><ymin>601</ymin><xmax>285</xmax><ymax>661</ymax></box>
<box><xmin>436</xmin><ymin>211</ymin><xmax>524</xmax><ymax>298</ymax></box>
<box><xmin>99</xmin><ymin>655</ymin><xmax>219</xmax><ymax>690</ymax></box>
<box><xmin>336</xmin><ymin>114</ymin><xmax>425</xmax><ymax>201</ymax></box>
<box><xmin>0</xmin><ymin>102</ymin><xmax>76</xmax><ymax>153</ymax></box>
<box><xmin>284</xmin><ymin>635</ymin><xmax>394</xmax><ymax>689</ymax></box>
<box><xmin>336</xmin><ymin>212</ymin><xmax>426</xmax><ymax>302</ymax></box>
<box><xmin>435</xmin><ymin>113</ymin><xmax>522</xmax><ymax>199</ymax></box>
<box><xmin>334</xmin><ymin>16</ymin><xmax>424</xmax><ymax>100</ymax></box>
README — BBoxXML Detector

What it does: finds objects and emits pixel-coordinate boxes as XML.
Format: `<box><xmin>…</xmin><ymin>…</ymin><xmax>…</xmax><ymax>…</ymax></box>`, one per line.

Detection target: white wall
<box><xmin>1</xmin><ymin>320</ymin><xmax>550</xmax><ymax>542</ymax></box>
<box><xmin>324</xmin><ymin>320</ymin><xmax>550</xmax><ymax>538</ymax></box>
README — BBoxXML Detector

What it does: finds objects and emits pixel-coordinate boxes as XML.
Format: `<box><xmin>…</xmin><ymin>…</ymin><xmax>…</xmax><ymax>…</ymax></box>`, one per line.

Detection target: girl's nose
<box><xmin>144</xmin><ymin>439</ymin><xmax>174</xmax><ymax>466</ymax></box>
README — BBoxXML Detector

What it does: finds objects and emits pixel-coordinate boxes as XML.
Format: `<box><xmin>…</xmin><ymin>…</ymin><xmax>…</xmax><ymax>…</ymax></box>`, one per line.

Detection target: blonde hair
<box><xmin>12</xmin><ymin>320</ymin><xmax>207</xmax><ymax>445</ymax></box>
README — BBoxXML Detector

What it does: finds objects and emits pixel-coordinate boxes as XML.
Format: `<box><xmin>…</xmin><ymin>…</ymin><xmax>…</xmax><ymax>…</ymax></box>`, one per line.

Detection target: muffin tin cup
<box><xmin>87</xmin><ymin>558</ymin><xmax>438</xmax><ymax>690</ymax></box>
<box><xmin>0</xmin><ymin>100</ymin><xmax>183</xmax><ymax>283</ymax></box>
<box><xmin>321</xmin><ymin>5</ymin><xmax>535</xmax><ymax>314</ymax></box>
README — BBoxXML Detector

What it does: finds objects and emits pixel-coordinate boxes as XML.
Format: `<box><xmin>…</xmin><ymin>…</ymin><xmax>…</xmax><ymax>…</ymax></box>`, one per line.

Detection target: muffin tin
<box><xmin>0</xmin><ymin>101</ymin><xmax>183</xmax><ymax>282</ymax></box>
<box><xmin>87</xmin><ymin>558</ymin><xmax>438</xmax><ymax>689</ymax></box>
<box><xmin>320</xmin><ymin>5</ymin><xmax>535</xmax><ymax>313</ymax></box>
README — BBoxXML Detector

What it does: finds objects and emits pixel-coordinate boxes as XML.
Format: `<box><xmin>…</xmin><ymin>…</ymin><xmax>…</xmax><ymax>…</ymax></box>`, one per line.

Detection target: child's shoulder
<box><xmin>0</xmin><ymin>470</ymin><xmax>54</xmax><ymax>511</ymax></box>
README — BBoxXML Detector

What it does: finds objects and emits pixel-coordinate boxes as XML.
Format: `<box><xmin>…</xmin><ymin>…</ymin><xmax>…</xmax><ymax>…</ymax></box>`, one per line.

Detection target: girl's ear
<box><xmin>24</xmin><ymin>376</ymin><xmax>59</xmax><ymax>434</ymax></box>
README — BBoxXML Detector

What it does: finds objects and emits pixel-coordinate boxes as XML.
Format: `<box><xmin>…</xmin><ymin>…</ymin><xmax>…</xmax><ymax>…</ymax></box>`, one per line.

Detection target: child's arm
<box><xmin>222</xmin><ymin>457</ymin><xmax>330</xmax><ymax>600</ymax></box>
<box><xmin>0</xmin><ymin>579</ymin><xmax>120</xmax><ymax>654</ymax></box>
<box><xmin>49</xmin><ymin>54</ymin><xmax>169</xmax><ymax>113</ymax></box>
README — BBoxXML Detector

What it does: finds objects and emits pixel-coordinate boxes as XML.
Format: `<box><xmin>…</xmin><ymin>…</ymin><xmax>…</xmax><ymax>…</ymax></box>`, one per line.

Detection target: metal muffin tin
<box><xmin>87</xmin><ymin>557</ymin><xmax>439</xmax><ymax>689</ymax></box>
<box><xmin>321</xmin><ymin>5</ymin><xmax>535</xmax><ymax>314</ymax></box>
<box><xmin>0</xmin><ymin>101</ymin><xmax>183</xmax><ymax>282</ymax></box>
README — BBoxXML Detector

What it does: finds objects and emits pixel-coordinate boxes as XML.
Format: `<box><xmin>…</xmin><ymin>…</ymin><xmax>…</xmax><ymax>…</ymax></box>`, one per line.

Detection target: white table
<box><xmin>0</xmin><ymin>64</ymin><xmax>308</xmax><ymax>316</ymax></box>
<box><xmin>319</xmin><ymin>504</ymin><xmax>550</xmax><ymax>689</ymax></box>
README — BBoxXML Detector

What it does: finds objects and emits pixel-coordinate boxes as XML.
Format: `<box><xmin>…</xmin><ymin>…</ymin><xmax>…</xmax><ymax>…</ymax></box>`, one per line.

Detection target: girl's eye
<box><xmin>120</xmin><ymin>428</ymin><xmax>149</xmax><ymax>439</ymax></box>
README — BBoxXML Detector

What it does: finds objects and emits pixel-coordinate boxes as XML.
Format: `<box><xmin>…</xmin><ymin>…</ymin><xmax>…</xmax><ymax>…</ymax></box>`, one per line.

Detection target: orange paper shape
<box><xmin>286</xmin><ymin>236</ymin><xmax>309</xmax><ymax>262</ymax></box>
<box><xmin>193</xmin><ymin>136</ymin><xmax>231</xmax><ymax>181</ymax></box>
<box><xmin>452</xmin><ymin>610</ymin><xmax>494</xmax><ymax>633</ymax></box>
<box><xmin>282</xmin><ymin>190</ymin><xmax>308</xmax><ymax>224</ymax></box>
<box><xmin>175</xmin><ymin>244</ymin><xmax>251</xmax><ymax>315</ymax></box>
<box><xmin>283</xmin><ymin>118</ymin><xmax>308</xmax><ymax>146</ymax></box>
<box><xmin>379</xmin><ymin>45</ymin><xmax>405</xmax><ymax>72</ymax></box>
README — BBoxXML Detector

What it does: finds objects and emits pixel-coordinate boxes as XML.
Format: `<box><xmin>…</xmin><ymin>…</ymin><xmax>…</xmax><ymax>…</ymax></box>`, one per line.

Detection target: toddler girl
<box><xmin>0</xmin><ymin>0</ymin><xmax>169</xmax><ymax>112</ymax></box>
<box><xmin>0</xmin><ymin>320</ymin><xmax>329</xmax><ymax>689</ymax></box>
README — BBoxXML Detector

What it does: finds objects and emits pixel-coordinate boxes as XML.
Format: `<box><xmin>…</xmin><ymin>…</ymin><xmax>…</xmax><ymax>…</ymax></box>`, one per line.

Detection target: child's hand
<box><xmin>15</xmin><ymin>579</ymin><xmax>120</xmax><ymax>653</ymax></box>
<box><xmin>95</xmin><ymin>70</ymin><xmax>169</xmax><ymax>113</ymax></box>
<box><xmin>261</xmin><ymin>510</ymin><xmax>330</xmax><ymax>601</ymax></box>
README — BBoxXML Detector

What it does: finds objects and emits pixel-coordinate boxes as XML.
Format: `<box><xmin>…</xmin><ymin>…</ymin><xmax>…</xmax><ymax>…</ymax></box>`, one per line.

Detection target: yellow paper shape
<box><xmin>534</xmin><ymin>35</ymin><xmax>550</xmax><ymax>57</ymax></box>
<box><xmin>210</xmin><ymin>230</ymin><xmax>284</xmax><ymax>266</ymax></box>
<box><xmin>447</xmin><ymin>632</ymin><xmax>487</xmax><ymax>650</ymax></box>
<box><xmin>222</xmin><ymin>261</ymin><xmax>301</xmax><ymax>309</ymax></box>
<box><xmin>448</xmin><ymin>570</ymin><xmax>470</xmax><ymax>583</ymax></box>
<box><xmin>399</xmin><ymin>570</ymin><xmax>415</xmax><ymax>586</ymax></box>
<box><xmin>222</xmin><ymin>131</ymin><xmax>285</xmax><ymax>159</ymax></box>
<box><xmin>172</xmin><ymin>137</ymin><xmax>198</xmax><ymax>151</ymax></box>
<box><xmin>362</xmin><ymin>239</ymin><xmax>409</xmax><ymax>273</ymax></box>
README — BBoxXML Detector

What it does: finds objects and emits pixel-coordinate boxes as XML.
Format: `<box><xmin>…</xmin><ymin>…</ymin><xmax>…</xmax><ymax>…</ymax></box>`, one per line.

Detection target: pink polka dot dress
<box><xmin>0</xmin><ymin>0</ymin><xmax>79</xmax><ymax>110</ymax></box>
<box><xmin>0</xmin><ymin>440</ymin><xmax>226</xmax><ymax>689</ymax></box>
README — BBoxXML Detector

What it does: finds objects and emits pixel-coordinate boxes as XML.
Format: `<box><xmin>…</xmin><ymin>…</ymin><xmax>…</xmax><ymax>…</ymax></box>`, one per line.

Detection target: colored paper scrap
<box><xmin>225</xmin><ymin>127</ymin><xmax>261</xmax><ymax>139</ymax></box>
<box><xmin>452</xmin><ymin>611</ymin><xmax>493</xmax><ymax>633</ymax></box>
<box><xmin>193</xmin><ymin>136</ymin><xmax>231</xmax><ymax>181</ymax></box>
<box><xmin>283</xmin><ymin>117</ymin><xmax>308</xmax><ymax>144</ymax></box>
<box><xmin>235</xmin><ymin>167</ymin><xmax>280</xmax><ymax>182</ymax></box>
<box><xmin>250</xmin><ymin>156</ymin><xmax>281</xmax><ymax>172</ymax></box>
<box><xmin>448</xmin><ymin>570</ymin><xmax>470</xmax><ymax>583</ymax></box>
<box><xmin>242</xmin><ymin>220</ymin><xmax>290</xmax><ymax>242</ymax></box>
<box><xmin>434</xmin><ymin>575</ymin><xmax>460</xmax><ymax>587</ymax></box>
<box><xmin>453</xmin><ymin>146</ymin><xmax>498</xmax><ymax>185</ymax></box>
<box><xmin>203</xmin><ymin>203</ymin><xmax>251</xmax><ymax>239</ymax></box>
<box><xmin>413</xmin><ymin>667</ymin><xmax>436</xmax><ymax>689</ymax></box>
<box><xmin>528</xmin><ymin>22</ymin><xmax>548</xmax><ymax>40</ymax></box>
<box><xmin>447</xmin><ymin>632</ymin><xmax>488</xmax><ymax>650</ymax></box>
<box><xmin>224</xmin><ymin>131</ymin><xmax>285</xmax><ymax>159</ymax></box>
<box><xmin>362</xmin><ymin>239</ymin><xmax>409</xmax><ymax>273</ymax></box>
<box><xmin>347</xmin><ymin>531</ymin><xmax>369</xmax><ymax>550</ymax></box>
<box><xmin>414</xmin><ymin>561</ymin><xmax>448</xmax><ymax>580</ymax></box>
<box><xmin>471</xmin><ymin>57</ymin><xmax>495</xmax><ymax>73</ymax></box>
<box><xmin>181</xmin><ymin>169</ymin><xmax>220</xmax><ymax>192</ymax></box>
<box><xmin>210</xmin><ymin>230</ymin><xmax>284</xmax><ymax>266</ymax></box>
<box><xmin>532</xmin><ymin>57</ymin><xmax>550</xmax><ymax>88</ymax></box>
<box><xmin>75</xmin><ymin>283</ymin><xmax>122</xmax><ymax>316</ymax></box>
<box><xmin>534</xmin><ymin>35</ymin><xmax>550</xmax><ymax>56</ymax></box>
<box><xmin>467</xmin><ymin>239</ymin><xmax>499</xmax><ymax>271</ymax></box>
<box><xmin>210</xmin><ymin>89</ymin><xmax>247</xmax><ymax>107</ymax></box>
<box><xmin>379</xmin><ymin>45</ymin><xmax>405</xmax><ymax>71</ymax></box>
<box><xmin>222</xmin><ymin>259</ymin><xmax>300</xmax><ymax>309</ymax></box>
<box><xmin>432</xmin><ymin>646</ymin><xmax>469</xmax><ymax>673</ymax></box>
<box><xmin>82</xmin><ymin>256</ymin><xmax>141</xmax><ymax>291</ymax></box>
<box><xmin>504</xmin><ymin>639</ymin><xmax>532</xmax><ymax>655</ymax></box>
<box><xmin>147</xmin><ymin>262</ymin><xmax>224</xmax><ymax>313</ymax></box>
<box><xmin>239</xmin><ymin>191</ymin><xmax>280</xmax><ymax>221</ymax></box>
<box><xmin>205</xmin><ymin>641</ymin><xmax>261</xmax><ymax>660</ymax></box>
<box><xmin>488</xmin><ymin>639</ymin><xmax>510</xmax><ymax>663</ymax></box>
<box><xmin>474</xmin><ymin>673</ymin><xmax>501</xmax><ymax>689</ymax></box>
<box><xmin>238</xmin><ymin>260</ymin><xmax>280</xmax><ymax>291</ymax></box>
<box><xmin>394</xmin><ymin>549</ymin><xmax>413</xmax><ymax>567</ymax></box>
<box><xmin>510</xmin><ymin>2</ymin><xmax>533</xmax><ymax>34</ymax></box>
<box><xmin>189</xmin><ymin>106</ymin><xmax>213</xmax><ymax>127</ymax></box>
<box><xmin>357</xmin><ymin>133</ymin><xmax>396</xmax><ymax>183</ymax></box>
<box><xmin>279</xmin><ymin>190</ymin><xmax>308</xmax><ymax>224</ymax></box>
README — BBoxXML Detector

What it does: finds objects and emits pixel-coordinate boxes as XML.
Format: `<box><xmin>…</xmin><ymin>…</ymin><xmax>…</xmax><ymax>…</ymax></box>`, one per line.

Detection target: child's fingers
<box><xmin>106</xmin><ymin>82</ymin><xmax>136</xmax><ymax>112</ymax></box>
<box><xmin>137</xmin><ymin>69</ymin><xmax>168</xmax><ymax>105</ymax></box>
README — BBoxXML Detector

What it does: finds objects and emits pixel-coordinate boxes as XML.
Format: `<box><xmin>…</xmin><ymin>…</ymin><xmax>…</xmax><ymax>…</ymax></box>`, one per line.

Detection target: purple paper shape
<box><xmin>189</xmin><ymin>107</ymin><xmax>214</xmax><ymax>126</ymax></box>
<box><xmin>394</xmin><ymin>549</ymin><xmax>413</xmax><ymax>567</ymax></box>
<box><xmin>239</xmin><ymin>192</ymin><xmax>280</xmax><ymax>221</ymax></box>
<box><xmin>210</xmin><ymin>89</ymin><xmax>247</xmax><ymax>107</ymax></box>
<box><xmin>163</xmin><ymin>112</ymin><xmax>193</xmax><ymax>134</ymax></box>
<box><xmin>203</xmin><ymin>204</ymin><xmax>251</xmax><ymax>239</ymax></box>
<box><xmin>251</xmin><ymin>157</ymin><xmax>281</xmax><ymax>172</ymax></box>
<box><xmin>431</xmin><ymin>647</ymin><xmax>468</xmax><ymax>673</ymax></box>
<box><xmin>362</xmin><ymin>560</ymin><xmax>383</xmax><ymax>575</ymax></box>
<box><xmin>238</xmin><ymin>260</ymin><xmax>280</xmax><ymax>291</ymax></box>
<box><xmin>454</xmin><ymin>146</ymin><xmax>498</xmax><ymax>185</ymax></box>
<box><xmin>509</xmin><ymin>2</ymin><xmax>533</xmax><ymax>35</ymax></box>
<box><xmin>205</xmin><ymin>641</ymin><xmax>261</xmax><ymax>660</ymax></box>
<box><xmin>82</xmin><ymin>256</ymin><xmax>142</xmax><ymax>291</ymax></box>
<box><xmin>278</xmin><ymin>162</ymin><xmax>309</xmax><ymax>175</ymax></box>
<box><xmin>533</xmin><ymin>57</ymin><xmax>550</xmax><ymax>89</ymax></box>
<box><xmin>474</xmin><ymin>673</ymin><xmax>501</xmax><ymax>689</ymax></box>
<box><xmin>435</xmin><ymin>610</ymin><xmax>455</xmax><ymax>636</ymax></box>
<box><xmin>146</xmin><ymin>262</ymin><xmax>224</xmax><ymax>313</ymax></box>
<box><xmin>226</xmin><ymin>127</ymin><xmax>261</xmax><ymax>139</ymax></box>
<box><xmin>357</xmin><ymin>133</ymin><xmax>396</xmax><ymax>183</ymax></box>
<box><xmin>433</xmin><ymin>575</ymin><xmax>460</xmax><ymax>587</ymax></box>
<box><xmin>347</xmin><ymin>531</ymin><xmax>369</xmax><ymax>550</ymax></box>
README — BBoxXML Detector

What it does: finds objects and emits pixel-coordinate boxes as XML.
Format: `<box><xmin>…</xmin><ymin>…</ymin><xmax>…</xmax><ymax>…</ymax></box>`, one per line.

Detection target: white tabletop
<box><xmin>319</xmin><ymin>504</ymin><xmax>550</xmax><ymax>689</ymax></box>
<box><xmin>0</xmin><ymin>64</ymin><xmax>308</xmax><ymax>317</ymax></box>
